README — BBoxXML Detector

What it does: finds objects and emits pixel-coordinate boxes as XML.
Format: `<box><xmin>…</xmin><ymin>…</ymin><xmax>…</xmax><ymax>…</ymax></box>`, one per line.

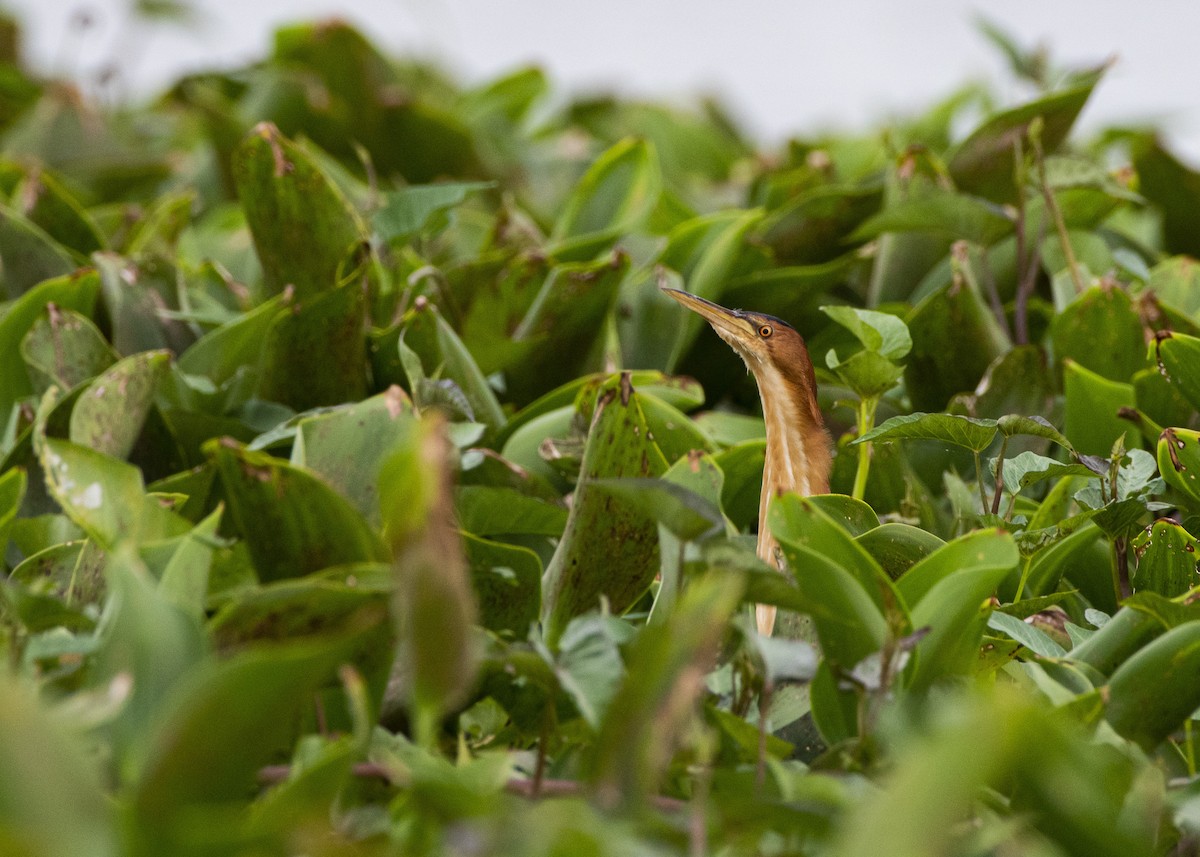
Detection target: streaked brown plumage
<box><xmin>664</xmin><ymin>288</ymin><xmax>831</xmax><ymax>635</ymax></box>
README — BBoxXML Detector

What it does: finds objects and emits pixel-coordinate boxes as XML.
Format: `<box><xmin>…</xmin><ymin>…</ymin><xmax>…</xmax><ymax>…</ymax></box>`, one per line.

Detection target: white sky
<box><xmin>10</xmin><ymin>0</ymin><xmax>1200</xmax><ymax>161</ymax></box>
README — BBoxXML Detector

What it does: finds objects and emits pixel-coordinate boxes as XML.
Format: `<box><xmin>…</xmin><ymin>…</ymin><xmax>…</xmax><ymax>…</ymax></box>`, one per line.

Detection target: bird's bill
<box><xmin>661</xmin><ymin>288</ymin><xmax>756</xmax><ymax>343</ymax></box>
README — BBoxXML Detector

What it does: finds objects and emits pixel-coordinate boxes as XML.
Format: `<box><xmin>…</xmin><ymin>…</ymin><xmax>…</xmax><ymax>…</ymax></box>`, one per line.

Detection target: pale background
<box><xmin>9</xmin><ymin>1</ymin><xmax>1200</xmax><ymax>160</ymax></box>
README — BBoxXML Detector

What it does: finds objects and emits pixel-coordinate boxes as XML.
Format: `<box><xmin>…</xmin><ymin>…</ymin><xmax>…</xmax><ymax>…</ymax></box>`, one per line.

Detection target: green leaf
<box><xmin>506</xmin><ymin>252</ymin><xmax>630</xmax><ymax>404</ymax></box>
<box><xmin>850</xmin><ymin>189</ymin><xmax>1011</xmax><ymax>245</ymax></box>
<box><xmin>292</xmin><ymin>387</ymin><xmax>417</xmax><ymax>527</ymax></box>
<box><xmin>1068</xmin><ymin>606</ymin><xmax>1163</xmax><ymax>675</ymax></box>
<box><xmin>380</xmin><ymin>416</ymin><xmax>479</xmax><ymax>730</ymax></box>
<box><xmin>399</xmin><ymin>301</ymin><xmax>505</xmax><ymax>432</ymax></box>
<box><xmin>904</xmin><ymin>275</ymin><xmax>1010</xmax><ymax>412</ymax></box>
<box><xmin>1063</xmin><ymin>359</ymin><xmax>1136</xmax><ymax>456</ymax></box>
<box><xmin>857</xmin><ymin>523</ymin><xmax>945</xmax><ymax>581</ymax></box>
<box><xmin>207</xmin><ymin>437</ymin><xmax>387</xmax><ymax>582</ymax></box>
<box><xmin>374</xmin><ymin>181</ymin><xmax>495</xmax><ymax>241</ymax></box>
<box><xmin>1159</xmin><ymin>428</ymin><xmax>1200</xmax><ymax>505</ymax></box>
<box><xmin>948</xmin><ymin>77</ymin><xmax>1100</xmax><ymax>201</ymax></box>
<box><xmin>542</xmin><ymin>375</ymin><xmax>669</xmax><ymax>645</ymax></box>
<box><xmin>20</xmin><ymin>306</ymin><xmax>116</xmax><ymax>395</ymax></box>
<box><xmin>986</xmin><ymin>611</ymin><xmax>1067</xmax><ymax>658</ymax></box>
<box><xmin>1051</xmin><ymin>285</ymin><xmax>1148</xmax><ymax>383</ymax></box>
<box><xmin>256</xmin><ymin>281</ymin><xmax>369</xmax><ymax>411</ymax></box>
<box><xmin>1131</xmin><ymin>519</ymin><xmax>1200</xmax><ymax>598</ymax></box>
<box><xmin>1156</xmin><ymin>331</ymin><xmax>1200</xmax><ymax>413</ymax></box>
<box><xmin>821</xmin><ymin>305</ymin><xmax>912</xmax><ymax>359</ymax></box>
<box><xmin>550</xmin><ymin>137</ymin><xmax>661</xmax><ymax>259</ymax></box>
<box><xmin>0</xmin><ymin>202</ymin><xmax>77</xmax><ymax>300</ymax></box>
<box><xmin>130</xmin><ymin>638</ymin><xmax>358</xmax><ymax>843</ymax></box>
<box><xmin>590</xmin><ymin>478</ymin><xmax>723</xmax><ymax>542</ymax></box>
<box><xmin>770</xmin><ymin>494</ymin><xmax>896</xmax><ymax>666</ymax></box>
<box><xmin>0</xmin><ymin>675</ymin><xmax>117</xmax><ymax>857</ymax></box>
<box><xmin>0</xmin><ymin>270</ymin><xmax>101</xmax><ymax>422</ymax></box>
<box><xmin>232</xmin><ymin>122</ymin><xmax>366</xmax><ymax>300</ymax></box>
<box><xmin>995</xmin><ymin>414</ymin><xmax>1073</xmax><ymax>451</ymax></box>
<box><xmin>463</xmin><ymin>533</ymin><xmax>541</xmax><ymax>638</ymax></box>
<box><xmin>68</xmin><ymin>351</ymin><xmax>169</xmax><ymax>460</ymax></box>
<box><xmin>855</xmin><ymin>412</ymin><xmax>999</xmax><ymax>452</ymax></box>
<box><xmin>1106</xmin><ymin>621</ymin><xmax>1200</xmax><ymax>751</ymax></box>
<box><xmin>998</xmin><ymin>451</ymin><xmax>1095</xmax><ymax>495</ymax></box>
<box><xmin>825</xmin><ymin>348</ymin><xmax>905</xmax><ymax>399</ymax></box>
<box><xmin>906</xmin><ymin>535</ymin><xmax>1016</xmax><ymax>690</ymax></box>
<box><xmin>590</xmin><ymin>570</ymin><xmax>744</xmax><ymax>806</ymax></box>
<box><xmin>38</xmin><ymin>436</ymin><xmax>189</xmax><ymax>548</ymax></box>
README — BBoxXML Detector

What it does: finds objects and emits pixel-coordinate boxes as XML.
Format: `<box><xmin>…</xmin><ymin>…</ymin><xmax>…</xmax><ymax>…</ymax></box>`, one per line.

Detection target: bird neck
<box><xmin>752</xmin><ymin>363</ymin><xmax>831</xmax><ymax>568</ymax></box>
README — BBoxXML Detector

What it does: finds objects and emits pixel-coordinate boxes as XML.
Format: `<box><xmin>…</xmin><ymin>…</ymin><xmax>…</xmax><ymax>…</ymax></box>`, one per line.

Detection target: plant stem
<box><xmin>974</xmin><ymin>451</ymin><xmax>988</xmax><ymax>514</ymax></box>
<box><xmin>990</xmin><ymin>437</ymin><xmax>1009</xmax><ymax>515</ymax></box>
<box><xmin>852</xmin><ymin>396</ymin><xmax>878</xmax><ymax>501</ymax></box>
<box><xmin>1031</xmin><ymin>123</ymin><xmax>1086</xmax><ymax>295</ymax></box>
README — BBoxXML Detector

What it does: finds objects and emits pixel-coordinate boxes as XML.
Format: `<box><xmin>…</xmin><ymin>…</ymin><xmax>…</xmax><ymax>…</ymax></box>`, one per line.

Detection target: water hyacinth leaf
<box><xmin>1022</xmin><ymin>521</ymin><xmax>1104</xmax><ymax>598</ymax></box>
<box><xmin>463</xmin><ymin>533</ymin><xmax>540</xmax><ymax>637</ymax></box>
<box><xmin>158</xmin><ymin>506</ymin><xmax>224</xmax><ymax>619</ymax></box>
<box><xmin>1051</xmin><ymin>285</ymin><xmax>1148</xmax><ymax>383</ymax></box>
<box><xmin>374</xmin><ymin>181</ymin><xmax>495</xmax><ymax>242</ymax></box>
<box><xmin>38</xmin><ymin>436</ymin><xmax>189</xmax><ymax>548</ymax></box>
<box><xmin>542</xmin><ymin>375</ymin><xmax>670</xmax><ymax>646</ymax></box>
<box><xmin>897</xmin><ymin>528</ymin><xmax>1018</xmax><ymax>609</ymax></box>
<box><xmin>507</xmin><ymin>251</ymin><xmax>629</xmax><ymax>404</ymax></box>
<box><xmin>904</xmin><ymin>276</ymin><xmax>1010</xmax><ymax>412</ymax></box>
<box><xmin>1134</xmin><ymin>369</ymin><xmax>1194</xmax><ymax>439</ymax></box>
<box><xmin>94</xmin><ymin>253</ymin><xmax>195</xmax><ymax>357</ymax></box>
<box><xmin>757</xmin><ymin>182</ymin><xmax>883</xmax><ymax>265</ymax></box>
<box><xmin>663</xmin><ymin>209</ymin><xmax>765</xmax><ymax>371</ymax></box>
<box><xmin>256</xmin><ymin>281</ymin><xmax>369</xmax><ymax>411</ymax></box>
<box><xmin>293</xmin><ymin>386</ymin><xmax>416</xmax><ymax>526</ymax></box>
<box><xmin>1159</xmin><ymin>428</ymin><xmax>1200</xmax><ymax>504</ymax></box>
<box><xmin>590</xmin><ymin>478</ymin><xmax>723</xmax><ymax>542</ymax></box>
<box><xmin>820</xmin><ymin>305</ymin><xmax>912</xmax><ymax>359</ymax></box>
<box><xmin>856</xmin><ymin>412</ymin><xmax>998</xmax><ymax>452</ymax></box>
<box><xmin>1063</xmin><ymin>360</ymin><xmax>1136</xmax><ymax>456</ymax></box>
<box><xmin>68</xmin><ymin>350</ymin><xmax>170</xmax><ymax>461</ymax></box>
<box><xmin>207</xmin><ymin>568</ymin><xmax>391</xmax><ymax>650</ymax></box>
<box><xmin>1156</xmin><ymin>331</ymin><xmax>1200</xmax><ymax>413</ymax></box>
<box><xmin>987</xmin><ymin>611</ymin><xmax>1067</xmax><ymax>658</ymax></box>
<box><xmin>1140</xmin><ymin>255</ymin><xmax>1200</xmax><ymax>316</ymax></box>
<box><xmin>0</xmin><ymin>202</ymin><xmax>77</xmax><ymax>300</ymax></box>
<box><xmin>0</xmin><ymin>466</ymin><xmax>26</xmax><ymax>558</ymax></box>
<box><xmin>130</xmin><ymin>637</ymin><xmax>359</xmax><ymax>844</ymax></box>
<box><xmin>590</xmin><ymin>569</ymin><xmax>744</xmax><ymax>807</ymax></box>
<box><xmin>857</xmin><ymin>523</ymin><xmax>945</xmax><ymax>581</ymax></box>
<box><xmin>1131</xmin><ymin>519</ymin><xmax>1200</xmax><ymax>597</ymax></box>
<box><xmin>637</xmin><ymin>391</ymin><xmax>716</xmax><ymax>464</ymax></box>
<box><xmin>92</xmin><ymin>547</ymin><xmax>208</xmax><ymax>773</ymax></box>
<box><xmin>771</xmin><ymin>495</ymin><xmax>894</xmax><ymax>666</ymax></box>
<box><xmin>804</xmin><ymin>493</ymin><xmax>881</xmax><ymax>537</ymax></box>
<box><xmin>232</xmin><ymin>122</ymin><xmax>366</xmax><ymax>300</ymax></box>
<box><xmin>948</xmin><ymin>76</ymin><xmax>1099</xmax><ymax>201</ymax></box>
<box><xmin>206</xmin><ymin>438</ymin><xmax>387</xmax><ymax>582</ymax></box>
<box><xmin>1105</xmin><ymin>621</ymin><xmax>1200</xmax><ymax>751</ymax></box>
<box><xmin>0</xmin><ymin>676</ymin><xmax>117</xmax><ymax>857</ymax></box>
<box><xmin>176</xmin><ymin>292</ymin><xmax>286</xmax><ymax>387</ymax></box>
<box><xmin>21</xmin><ymin>306</ymin><xmax>116</xmax><ymax>395</ymax></box>
<box><xmin>551</xmin><ymin>613</ymin><xmax>630</xmax><ymax>729</ymax></box>
<box><xmin>398</xmin><ymin>301</ymin><xmax>505</xmax><ymax>432</ymax></box>
<box><xmin>713</xmin><ymin>439</ymin><xmax>766</xmax><ymax>531</ymax></box>
<box><xmin>549</xmin><ymin>137</ymin><xmax>661</xmax><ymax>259</ymax></box>
<box><xmin>849</xmin><ymin>189</ymin><xmax>1012</xmax><ymax>245</ymax></box>
<box><xmin>380</xmin><ymin>416</ymin><xmax>479</xmax><ymax>736</ymax></box>
<box><xmin>0</xmin><ymin>270</ymin><xmax>101</xmax><ymax>420</ymax></box>
<box><xmin>457</xmin><ymin>484</ymin><xmax>564</xmax><ymax>540</ymax></box>
<box><xmin>13</xmin><ymin>168</ymin><xmax>105</xmax><ymax>258</ymax></box>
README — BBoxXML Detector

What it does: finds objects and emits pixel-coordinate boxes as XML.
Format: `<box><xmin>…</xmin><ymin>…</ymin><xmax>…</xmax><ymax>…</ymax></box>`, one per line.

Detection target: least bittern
<box><xmin>664</xmin><ymin>288</ymin><xmax>832</xmax><ymax>636</ymax></box>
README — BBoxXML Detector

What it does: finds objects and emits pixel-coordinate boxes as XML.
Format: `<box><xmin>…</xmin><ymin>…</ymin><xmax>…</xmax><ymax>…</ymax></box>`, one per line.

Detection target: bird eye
<box><xmin>758</xmin><ymin>324</ymin><xmax>773</xmax><ymax>338</ymax></box>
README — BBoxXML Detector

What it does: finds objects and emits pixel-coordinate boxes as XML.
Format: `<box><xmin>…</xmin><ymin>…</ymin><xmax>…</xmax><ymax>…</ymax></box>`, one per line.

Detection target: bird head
<box><xmin>662</xmin><ymin>288</ymin><xmax>823</xmax><ymax>428</ymax></box>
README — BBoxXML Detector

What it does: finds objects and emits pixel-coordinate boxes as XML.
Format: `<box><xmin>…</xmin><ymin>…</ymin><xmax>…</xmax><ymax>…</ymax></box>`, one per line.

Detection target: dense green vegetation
<box><xmin>5</xmin><ymin>13</ymin><xmax>1200</xmax><ymax>856</ymax></box>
